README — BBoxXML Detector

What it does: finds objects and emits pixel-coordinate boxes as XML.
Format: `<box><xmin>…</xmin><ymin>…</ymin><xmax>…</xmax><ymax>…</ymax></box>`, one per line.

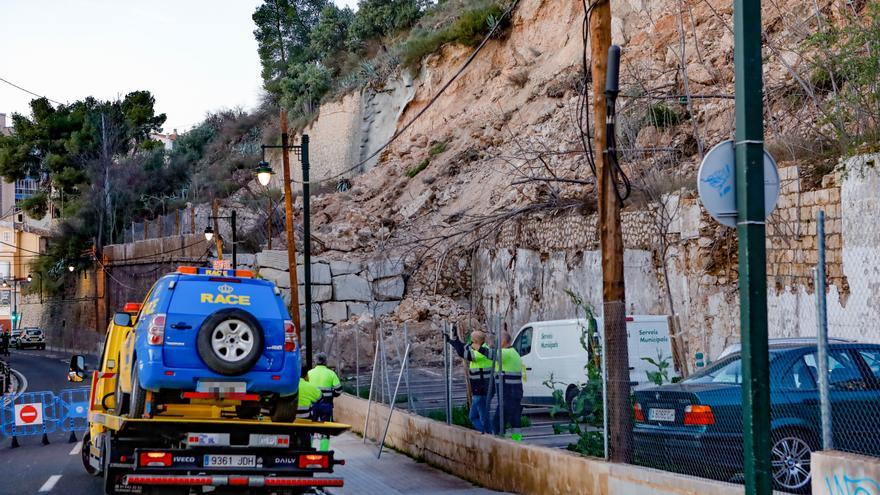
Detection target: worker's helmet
<box><xmin>316</xmin><ymin>352</ymin><xmax>328</xmax><ymax>365</ymax></box>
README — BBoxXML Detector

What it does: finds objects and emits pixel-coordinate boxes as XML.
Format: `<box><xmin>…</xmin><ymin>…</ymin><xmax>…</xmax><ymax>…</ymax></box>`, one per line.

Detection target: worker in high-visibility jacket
<box><xmin>446</xmin><ymin>328</ymin><xmax>495</xmax><ymax>434</ymax></box>
<box><xmin>297</xmin><ymin>369</ymin><xmax>323</xmax><ymax>419</ymax></box>
<box><xmin>308</xmin><ymin>353</ymin><xmax>342</xmax><ymax>421</ymax></box>
<box><xmin>494</xmin><ymin>332</ymin><xmax>524</xmax><ymax>441</ymax></box>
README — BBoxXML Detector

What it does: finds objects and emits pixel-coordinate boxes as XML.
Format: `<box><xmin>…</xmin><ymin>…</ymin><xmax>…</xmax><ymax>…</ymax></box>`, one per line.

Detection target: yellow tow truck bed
<box><xmin>90</xmin><ymin>410</ymin><xmax>350</xmax><ymax>436</ymax></box>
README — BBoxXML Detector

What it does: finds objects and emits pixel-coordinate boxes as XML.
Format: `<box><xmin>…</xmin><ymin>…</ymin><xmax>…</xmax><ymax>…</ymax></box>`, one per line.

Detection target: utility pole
<box><xmin>280</xmin><ymin>110</ymin><xmax>303</xmax><ymax>337</ymax></box>
<box><xmin>590</xmin><ymin>0</ymin><xmax>631</xmax><ymax>463</ymax></box>
<box><xmin>301</xmin><ymin>135</ymin><xmax>313</xmax><ymax>370</ymax></box>
<box><xmin>734</xmin><ymin>0</ymin><xmax>771</xmax><ymax>493</ymax></box>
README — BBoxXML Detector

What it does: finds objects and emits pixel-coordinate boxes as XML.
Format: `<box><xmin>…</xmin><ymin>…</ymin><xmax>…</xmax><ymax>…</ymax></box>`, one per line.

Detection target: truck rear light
<box><xmin>299</xmin><ymin>454</ymin><xmax>329</xmax><ymax>469</ymax></box>
<box><xmin>139</xmin><ymin>452</ymin><xmax>173</xmax><ymax>467</ymax></box>
<box><xmin>284</xmin><ymin>320</ymin><xmax>298</xmax><ymax>352</ymax></box>
<box><xmin>249</xmin><ymin>434</ymin><xmax>290</xmax><ymax>447</ymax></box>
<box><xmin>683</xmin><ymin>405</ymin><xmax>715</xmax><ymax>425</ymax></box>
<box><xmin>148</xmin><ymin>314</ymin><xmax>166</xmax><ymax>345</ymax></box>
<box><xmin>633</xmin><ymin>402</ymin><xmax>645</xmax><ymax>422</ymax></box>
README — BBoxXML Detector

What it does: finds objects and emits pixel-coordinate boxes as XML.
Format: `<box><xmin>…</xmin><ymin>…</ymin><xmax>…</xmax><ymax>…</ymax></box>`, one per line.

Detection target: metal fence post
<box><xmin>363</xmin><ymin>339</ymin><xmax>380</xmax><ymax>444</ymax></box>
<box><xmin>443</xmin><ymin>321</ymin><xmax>452</xmax><ymax>425</ymax></box>
<box><xmin>403</xmin><ymin>323</ymin><xmax>414</xmax><ymax>413</ymax></box>
<box><xmin>496</xmin><ymin>316</ymin><xmax>504</xmax><ymax>437</ymax></box>
<box><xmin>815</xmin><ymin>210</ymin><xmax>833</xmax><ymax>450</ymax></box>
<box><xmin>378</xmin><ymin>344</ymin><xmax>411</xmax><ymax>459</ymax></box>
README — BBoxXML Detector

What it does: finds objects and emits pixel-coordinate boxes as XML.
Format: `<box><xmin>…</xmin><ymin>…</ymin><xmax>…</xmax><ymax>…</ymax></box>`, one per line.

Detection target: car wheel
<box><xmin>770</xmin><ymin>431</ymin><xmax>816</xmax><ymax>494</ymax></box>
<box><xmin>271</xmin><ymin>394</ymin><xmax>299</xmax><ymax>423</ymax></box>
<box><xmin>129</xmin><ymin>364</ymin><xmax>147</xmax><ymax>418</ymax></box>
<box><xmin>565</xmin><ymin>386</ymin><xmax>579</xmax><ymax>413</ymax></box>
<box><xmin>196</xmin><ymin>309</ymin><xmax>264</xmax><ymax>376</ymax></box>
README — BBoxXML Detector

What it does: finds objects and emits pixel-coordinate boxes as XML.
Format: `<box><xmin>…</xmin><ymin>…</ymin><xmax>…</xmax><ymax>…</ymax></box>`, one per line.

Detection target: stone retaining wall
<box><xmin>334</xmin><ymin>394</ymin><xmax>742</xmax><ymax>495</ymax></box>
<box><xmin>254</xmin><ymin>250</ymin><xmax>405</xmax><ymax>329</ymax></box>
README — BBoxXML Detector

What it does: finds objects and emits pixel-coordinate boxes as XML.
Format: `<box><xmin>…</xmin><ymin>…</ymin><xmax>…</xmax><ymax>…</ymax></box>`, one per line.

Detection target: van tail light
<box><xmin>633</xmin><ymin>402</ymin><xmax>645</xmax><ymax>422</ymax></box>
<box><xmin>148</xmin><ymin>314</ymin><xmax>166</xmax><ymax>345</ymax></box>
<box><xmin>283</xmin><ymin>320</ymin><xmax>298</xmax><ymax>352</ymax></box>
<box><xmin>683</xmin><ymin>405</ymin><xmax>715</xmax><ymax>425</ymax></box>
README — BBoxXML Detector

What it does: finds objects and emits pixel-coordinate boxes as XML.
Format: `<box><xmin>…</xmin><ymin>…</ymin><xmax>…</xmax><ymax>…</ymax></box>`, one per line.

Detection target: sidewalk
<box><xmin>326</xmin><ymin>432</ymin><xmax>509</xmax><ymax>494</ymax></box>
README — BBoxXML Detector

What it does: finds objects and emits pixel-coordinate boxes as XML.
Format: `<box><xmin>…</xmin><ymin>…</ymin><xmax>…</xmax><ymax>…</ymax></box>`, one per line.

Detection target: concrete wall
<box><xmin>474</xmin><ymin>154</ymin><xmax>880</xmax><ymax>364</ymax></box>
<box><xmin>334</xmin><ymin>394</ymin><xmax>742</xmax><ymax>495</ymax></box>
<box><xmin>812</xmin><ymin>450</ymin><xmax>880</xmax><ymax>494</ymax></box>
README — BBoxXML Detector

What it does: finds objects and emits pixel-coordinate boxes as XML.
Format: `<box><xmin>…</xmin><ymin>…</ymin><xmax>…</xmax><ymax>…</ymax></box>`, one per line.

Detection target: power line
<box><xmin>319</xmin><ymin>0</ymin><xmax>521</xmax><ymax>184</ymax></box>
<box><xmin>0</xmin><ymin>76</ymin><xmax>64</xmax><ymax>106</ymax></box>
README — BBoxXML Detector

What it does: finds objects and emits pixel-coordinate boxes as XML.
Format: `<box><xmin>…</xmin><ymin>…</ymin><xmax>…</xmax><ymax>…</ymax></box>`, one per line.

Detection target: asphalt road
<box><xmin>0</xmin><ymin>351</ymin><xmax>503</xmax><ymax>495</ymax></box>
<box><xmin>0</xmin><ymin>348</ymin><xmax>101</xmax><ymax>495</ymax></box>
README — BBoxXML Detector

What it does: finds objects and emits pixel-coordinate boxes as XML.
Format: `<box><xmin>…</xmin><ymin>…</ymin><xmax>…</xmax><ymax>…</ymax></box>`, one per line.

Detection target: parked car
<box><xmin>17</xmin><ymin>328</ymin><xmax>45</xmax><ymax>350</ymax></box>
<box><xmin>632</xmin><ymin>342</ymin><xmax>880</xmax><ymax>493</ymax></box>
<box><xmin>116</xmin><ymin>266</ymin><xmax>300</xmax><ymax>421</ymax></box>
<box><xmin>716</xmin><ymin>337</ymin><xmax>852</xmax><ymax>361</ymax></box>
<box><xmin>9</xmin><ymin>328</ymin><xmax>22</xmax><ymax>348</ymax></box>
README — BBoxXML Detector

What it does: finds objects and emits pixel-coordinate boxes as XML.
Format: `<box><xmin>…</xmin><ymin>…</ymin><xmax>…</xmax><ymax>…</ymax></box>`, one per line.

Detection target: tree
<box><xmin>253</xmin><ymin>0</ymin><xmax>329</xmax><ymax>95</ymax></box>
<box><xmin>280</xmin><ymin>62</ymin><xmax>332</xmax><ymax>116</ymax></box>
<box><xmin>347</xmin><ymin>0</ymin><xmax>425</xmax><ymax>49</ymax></box>
<box><xmin>309</xmin><ymin>5</ymin><xmax>355</xmax><ymax>61</ymax></box>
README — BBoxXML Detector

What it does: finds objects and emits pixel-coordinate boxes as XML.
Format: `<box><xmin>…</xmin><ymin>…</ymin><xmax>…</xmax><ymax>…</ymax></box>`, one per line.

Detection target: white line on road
<box><xmin>69</xmin><ymin>441</ymin><xmax>83</xmax><ymax>455</ymax></box>
<box><xmin>38</xmin><ymin>475</ymin><xmax>61</xmax><ymax>492</ymax></box>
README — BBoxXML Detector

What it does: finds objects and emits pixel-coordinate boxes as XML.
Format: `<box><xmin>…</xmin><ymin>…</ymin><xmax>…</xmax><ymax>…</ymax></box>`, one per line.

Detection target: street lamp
<box><xmin>256</xmin><ymin>161</ymin><xmax>273</xmax><ymax>187</ymax></box>
<box><xmin>68</xmin><ymin>265</ymin><xmax>75</xmax><ymax>272</ymax></box>
<box><xmin>207</xmin><ymin>212</ymin><xmax>238</xmax><ymax>269</ymax></box>
<box><xmin>256</xmin><ymin>136</ymin><xmax>314</xmax><ymax>370</ymax></box>
<box><xmin>26</xmin><ymin>274</ymin><xmax>32</xmax><ymax>283</ymax></box>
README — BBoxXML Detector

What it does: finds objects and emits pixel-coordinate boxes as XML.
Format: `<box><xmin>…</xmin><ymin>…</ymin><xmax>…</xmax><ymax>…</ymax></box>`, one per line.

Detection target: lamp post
<box><xmin>255</xmin><ymin>136</ymin><xmax>313</xmax><ymax>370</ymax></box>
<box><xmin>205</xmin><ymin>211</ymin><xmax>238</xmax><ymax>269</ymax></box>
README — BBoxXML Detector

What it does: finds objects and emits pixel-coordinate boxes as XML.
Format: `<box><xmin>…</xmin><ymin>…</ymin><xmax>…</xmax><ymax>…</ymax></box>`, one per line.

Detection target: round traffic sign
<box><xmin>697</xmin><ymin>140</ymin><xmax>780</xmax><ymax>228</ymax></box>
<box><xmin>19</xmin><ymin>404</ymin><xmax>38</xmax><ymax>424</ymax></box>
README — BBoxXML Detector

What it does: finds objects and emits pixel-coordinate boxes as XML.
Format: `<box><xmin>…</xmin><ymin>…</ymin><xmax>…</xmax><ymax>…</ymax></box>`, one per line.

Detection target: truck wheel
<box><xmin>81</xmin><ymin>431</ymin><xmax>99</xmax><ymax>476</ymax></box>
<box><xmin>114</xmin><ymin>363</ymin><xmax>130</xmax><ymax>416</ymax></box>
<box><xmin>129</xmin><ymin>364</ymin><xmax>147</xmax><ymax>418</ymax></box>
<box><xmin>271</xmin><ymin>394</ymin><xmax>298</xmax><ymax>422</ymax></box>
<box><xmin>196</xmin><ymin>309</ymin><xmax>264</xmax><ymax>376</ymax></box>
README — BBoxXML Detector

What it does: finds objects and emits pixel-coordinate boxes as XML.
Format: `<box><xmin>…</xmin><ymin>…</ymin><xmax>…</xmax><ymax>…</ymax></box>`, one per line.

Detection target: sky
<box><xmin>1</xmin><ymin>0</ymin><xmax>358</xmax><ymax>133</ymax></box>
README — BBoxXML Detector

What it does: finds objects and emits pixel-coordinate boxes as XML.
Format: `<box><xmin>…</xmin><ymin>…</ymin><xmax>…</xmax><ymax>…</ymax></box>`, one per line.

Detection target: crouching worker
<box><xmin>445</xmin><ymin>328</ymin><xmax>494</xmax><ymax>434</ymax></box>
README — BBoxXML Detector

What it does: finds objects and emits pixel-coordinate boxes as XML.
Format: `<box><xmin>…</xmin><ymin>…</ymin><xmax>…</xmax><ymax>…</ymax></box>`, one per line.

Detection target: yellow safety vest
<box><xmin>308</xmin><ymin>365</ymin><xmax>342</xmax><ymax>399</ymax></box>
<box><xmin>297</xmin><ymin>378</ymin><xmax>322</xmax><ymax>417</ymax></box>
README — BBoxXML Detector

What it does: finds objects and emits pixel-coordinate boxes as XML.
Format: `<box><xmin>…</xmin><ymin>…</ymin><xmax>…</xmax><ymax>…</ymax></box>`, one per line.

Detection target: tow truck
<box><xmin>69</xmin><ymin>293</ymin><xmax>350</xmax><ymax>494</ymax></box>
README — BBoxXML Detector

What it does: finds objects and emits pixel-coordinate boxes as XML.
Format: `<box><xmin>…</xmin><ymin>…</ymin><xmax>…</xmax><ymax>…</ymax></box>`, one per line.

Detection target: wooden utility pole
<box><xmin>212</xmin><ymin>198</ymin><xmax>223</xmax><ymax>260</ymax></box>
<box><xmin>280</xmin><ymin>109</ymin><xmax>303</xmax><ymax>335</ymax></box>
<box><xmin>590</xmin><ymin>0</ymin><xmax>632</xmax><ymax>462</ymax></box>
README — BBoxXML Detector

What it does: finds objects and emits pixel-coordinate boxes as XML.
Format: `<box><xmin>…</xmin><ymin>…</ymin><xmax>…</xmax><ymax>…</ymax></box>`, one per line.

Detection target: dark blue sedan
<box><xmin>632</xmin><ymin>342</ymin><xmax>880</xmax><ymax>493</ymax></box>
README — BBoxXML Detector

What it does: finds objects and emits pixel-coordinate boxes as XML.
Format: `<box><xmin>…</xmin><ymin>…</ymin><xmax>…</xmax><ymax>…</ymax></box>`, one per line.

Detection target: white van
<box><xmin>511</xmin><ymin>316</ymin><xmax>676</xmax><ymax>406</ymax></box>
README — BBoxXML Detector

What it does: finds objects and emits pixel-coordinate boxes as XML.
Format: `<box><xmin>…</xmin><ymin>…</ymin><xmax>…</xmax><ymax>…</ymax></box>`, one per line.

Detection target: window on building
<box><xmin>14</xmin><ymin>177</ymin><xmax>39</xmax><ymax>204</ymax></box>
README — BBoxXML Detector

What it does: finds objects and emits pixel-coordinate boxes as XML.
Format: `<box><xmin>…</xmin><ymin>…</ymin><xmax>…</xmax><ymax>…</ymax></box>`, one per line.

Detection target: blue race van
<box><xmin>121</xmin><ymin>267</ymin><xmax>300</xmax><ymax>421</ymax></box>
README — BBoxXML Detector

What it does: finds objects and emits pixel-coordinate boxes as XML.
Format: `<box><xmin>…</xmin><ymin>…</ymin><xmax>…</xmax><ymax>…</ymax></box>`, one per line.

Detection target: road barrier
<box><xmin>0</xmin><ymin>388</ymin><xmax>90</xmax><ymax>446</ymax></box>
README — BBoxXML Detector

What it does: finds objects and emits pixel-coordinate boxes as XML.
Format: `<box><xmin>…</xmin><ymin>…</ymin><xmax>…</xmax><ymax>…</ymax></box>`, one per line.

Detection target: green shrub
<box><xmin>645</xmin><ymin>103</ymin><xmax>684</xmax><ymax>128</ymax></box>
<box><xmin>428</xmin><ymin>141</ymin><xmax>447</xmax><ymax>157</ymax></box>
<box><xmin>426</xmin><ymin>405</ymin><xmax>472</xmax><ymax>428</ymax></box>
<box><xmin>406</xmin><ymin>158</ymin><xmax>430</xmax><ymax>178</ymax></box>
<box><xmin>400</xmin><ymin>3</ymin><xmax>504</xmax><ymax>70</ymax></box>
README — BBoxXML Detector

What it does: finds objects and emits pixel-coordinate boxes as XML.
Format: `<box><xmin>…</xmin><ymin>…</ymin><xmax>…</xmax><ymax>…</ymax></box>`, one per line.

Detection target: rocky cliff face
<box><xmin>257</xmin><ymin>0</ymin><xmax>866</xmax><ymax>368</ymax></box>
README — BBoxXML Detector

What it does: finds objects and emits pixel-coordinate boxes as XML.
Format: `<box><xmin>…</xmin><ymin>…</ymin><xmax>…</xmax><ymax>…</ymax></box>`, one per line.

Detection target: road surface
<box><xmin>0</xmin><ymin>350</ymin><xmax>505</xmax><ymax>495</ymax></box>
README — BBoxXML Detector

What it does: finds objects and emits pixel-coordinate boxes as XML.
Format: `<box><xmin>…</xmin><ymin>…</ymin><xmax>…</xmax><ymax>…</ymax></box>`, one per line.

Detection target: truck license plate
<box><xmin>203</xmin><ymin>454</ymin><xmax>256</xmax><ymax>468</ymax></box>
<box><xmin>648</xmin><ymin>408</ymin><xmax>675</xmax><ymax>422</ymax></box>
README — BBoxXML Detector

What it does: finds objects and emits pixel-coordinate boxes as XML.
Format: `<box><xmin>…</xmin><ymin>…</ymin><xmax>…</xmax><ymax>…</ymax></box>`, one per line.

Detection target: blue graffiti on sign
<box><xmin>701</xmin><ymin>163</ymin><xmax>733</xmax><ymax>197</ymax></box>
<box><xmin>825</xmin><ymin>474</ymin><xmax>880</xmax><ymax>495</ymax></box>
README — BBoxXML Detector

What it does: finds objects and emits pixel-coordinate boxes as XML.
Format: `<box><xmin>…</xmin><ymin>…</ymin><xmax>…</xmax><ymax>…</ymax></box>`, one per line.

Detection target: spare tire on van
<box><xmin>197</xmin><ymin>308</ymin><xmax>264</xmax><ymax>375</ymax></box>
